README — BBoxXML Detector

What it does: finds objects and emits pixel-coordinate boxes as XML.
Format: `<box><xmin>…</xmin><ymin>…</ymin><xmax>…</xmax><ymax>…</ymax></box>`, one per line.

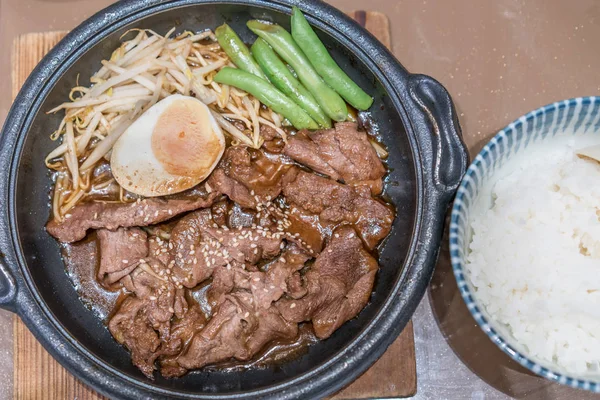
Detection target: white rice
<box><xmin>467</xmin><ymin>144</ymin><xmax>600</xmax><ymax>375</ymax></box>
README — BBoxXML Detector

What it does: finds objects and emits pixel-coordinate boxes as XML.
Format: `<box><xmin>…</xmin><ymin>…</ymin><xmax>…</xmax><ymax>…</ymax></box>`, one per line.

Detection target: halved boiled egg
<box><xmin>111</xmin><ymin>94</ymin><xmax>225</xmax><ymax>197</ymax></box>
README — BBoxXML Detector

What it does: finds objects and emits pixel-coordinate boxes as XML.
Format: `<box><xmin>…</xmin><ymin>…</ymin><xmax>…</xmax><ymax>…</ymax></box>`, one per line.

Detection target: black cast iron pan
<box><xmin>0</xmin><ymin>0</ymin><xmax>468</xmax><ymax>398</ymax></box>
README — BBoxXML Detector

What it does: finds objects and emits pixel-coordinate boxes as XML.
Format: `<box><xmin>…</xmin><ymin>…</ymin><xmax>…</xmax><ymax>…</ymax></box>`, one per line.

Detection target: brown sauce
<box><xmin>57</xmin><ymin>112</ymin><xmax>391</xmax><ymax>374</ymax></box>
<box><xmin>206</xmin><ymin>324</ymin><xmax>319</xmax><ymax>372</ymax></box>
<box><xmin>60</xmin><ymin>212</ymin><xmax>321</xmax><ymax>370</ymax></box>
<box><xmin>61</xmin><ymin>233</ymin><xmax>124</xmax><ymax>321</ymax></box>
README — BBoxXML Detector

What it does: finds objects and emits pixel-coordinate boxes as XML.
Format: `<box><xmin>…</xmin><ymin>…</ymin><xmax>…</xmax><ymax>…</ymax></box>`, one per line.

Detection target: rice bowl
<box><xmin>451</xmin><ymin>97</ymin><xmax>600</xmax><ymax>392</ymax></box>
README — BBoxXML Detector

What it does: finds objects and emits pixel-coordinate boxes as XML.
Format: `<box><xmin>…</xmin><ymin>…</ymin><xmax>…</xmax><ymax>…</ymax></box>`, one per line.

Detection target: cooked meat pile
<box><xmin>47</xmin><ymin>122</ymin><xmax>394</xmax><ymax>378</ymax></box>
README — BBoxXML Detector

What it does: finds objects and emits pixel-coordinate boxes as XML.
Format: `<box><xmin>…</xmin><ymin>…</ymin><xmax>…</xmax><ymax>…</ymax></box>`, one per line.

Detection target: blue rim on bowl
<box><xmin>449</xmin><ymin>96</ymin><xmax>600</xmax><ymax>393</ymax></box>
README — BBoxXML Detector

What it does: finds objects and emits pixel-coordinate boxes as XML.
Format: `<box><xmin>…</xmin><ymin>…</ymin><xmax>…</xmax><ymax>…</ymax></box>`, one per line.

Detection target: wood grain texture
<box><xmin>331</xmin><ymin>321</ymin><xmax>417</xmax><ymax>399</ymax></box>
<box><xmin>11</xmin><ymin>32</ymin><xmax>69</xmax><ymax>100</ymax></box>
<box><xmin>12</xmin><ymin>11</ymin><xmax>416</xmax><ymax>399</ymax></box>
<box><xmin>12</xmin><ymin>30</ymin><xmax>109</xmax><ymax>400</ymax></box>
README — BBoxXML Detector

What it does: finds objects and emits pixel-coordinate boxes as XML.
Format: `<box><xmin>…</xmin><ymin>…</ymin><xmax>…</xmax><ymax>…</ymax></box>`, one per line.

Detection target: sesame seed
<box><xmin>168</xmin><ymin>307</ymin><xmax>174</xmax><ymax>313</ymax></box>
<box><xmin>253</xmin><ymin>248</ymin><xmax>258</xmax><ymax>254</ymax></box>
<box><xmin>290</xmin><ymin>303</ymin><xmax>296</xmax><ymax>309</ymax></box>
<box><xmin>250</xmin><ymin>243</ymin><xmax>257</xmax><ymax>248</ymax></box>
<box><xmin>193</xmin><ymin>258</ymin><xmax>197</xmax><ymax>264</ymax></box>
<box><xmin>250</xmin><ymin>190</ymin><xmax>255</xmax><ymax>195</ymax></box>
<box><xmin>263</xmin><ymin>288</ymin><xmax>269</xmax><ymax>293</ymax></box>
<box><xmin>238</xmin><ymin>252</ymin><xmax>244</xmax><ymax>257</ymax></box>
<box><xmin>270</xmin><ymin>285</ymin><xmax>275</xmax><ymax>289</ymax></box>
<box><xmin>251</xmin><ymin>284</ymin><xmax>257</xmax><ymax>290</ymax></box>
<box><xmin>253</xmin><ymin>277</ymin><xmax>260</xmax><ymax>282</ymax></box>
<box><xmin>349</xmin><ymin>233</ymin><xmax>355</xmax><ymax>238</ymax></box>
<box><xmin>143</xmin><ymin>216</ymin><xmax>149</xmax><ymax>222</ymax></box>
<box><xmin>154</xmin><ymin>211</ymin><xmax>159</xmax><ymax>217</ymax></box>
<box><xmin>122</xmin><ymin>260</ymin><xmax>129</xmax><ymax>264</ymax></box>
<box><xmin>190</xmin><ymin>250</ymin><xmax>195</xmax><ymax>255</ymax></box>
<box><xmin>244</xmin><ymin>312</ymin><xmax>250</xmax><ymax>318</ymax></box>
<box><xmin>149</xmin><ymin>296</ymin><xmax>157</xmax><ymax>301</ymax></box>
<box><xmin>334</xmin><ymin>233</ymin><xmax>340</xmax><ymax>238</ymax></box>
<box><xmin>280</xmin><ymin>258</ymin><xmax>286</xmax><ymax>263</ymax></box>
<box><xmin>328</xmin><ymin>249</ymin><xmax>333</xmax><ymax>253</ymax></box>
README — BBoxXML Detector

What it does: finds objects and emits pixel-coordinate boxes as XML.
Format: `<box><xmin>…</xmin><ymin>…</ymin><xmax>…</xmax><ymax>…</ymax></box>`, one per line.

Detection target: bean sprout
<box><xmin>47</xmin><ymin>27</ymin><xmax>286</xmax><ymax>218</ymax></box>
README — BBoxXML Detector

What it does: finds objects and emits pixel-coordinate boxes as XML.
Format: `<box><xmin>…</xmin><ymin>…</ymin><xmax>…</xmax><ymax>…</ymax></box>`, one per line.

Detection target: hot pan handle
<box><xmin>397</xmin><ymin>74</ymin><xmax>468</xmax><ymax>289</ymax></box>
<box><xmin>0</xmin><ymin>258</ymin><xmax>17</xmax><ymax>312</ymax></box>
<box><xmin>407</xmin><ymin>74</ymin><xmax>468</xmax><ymax>204</ymax></box>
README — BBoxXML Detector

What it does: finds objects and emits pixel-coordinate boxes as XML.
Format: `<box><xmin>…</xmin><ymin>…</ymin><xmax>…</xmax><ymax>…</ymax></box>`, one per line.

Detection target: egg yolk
<box><xmin>151</xmin><ymin>99</ymin><xmax>222</xmax><ymax>178</ymax></box>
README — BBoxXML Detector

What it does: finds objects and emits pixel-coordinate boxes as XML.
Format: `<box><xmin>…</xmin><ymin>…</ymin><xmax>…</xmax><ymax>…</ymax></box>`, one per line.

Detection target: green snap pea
<box><xmin>251</xmin><ymin>38</ymin><xmax>331</xmax><ymax>128</ymax></box>
<box><xmin>215</xmin><ymin>23</ymin><xmax>267</xmax><ymax>80</ymax></box>
<box><xmin>213</xmin><ymin>67</ymin><xmax>319</xmax><ymax>130</ymax></box>
<box><xmin>247</xmin><ymin>20</ymin><xmax>348</xmax><ymax>122</ymax></box>
<box><xmin>291</xmin><ymin>7</ymin><xmax>373</xmax><ymax>110</ymax></box>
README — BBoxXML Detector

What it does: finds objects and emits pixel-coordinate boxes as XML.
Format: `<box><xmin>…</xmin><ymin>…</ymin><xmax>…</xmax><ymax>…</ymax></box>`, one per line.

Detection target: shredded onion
<box><xmin>370</xmin><ymin>139</ymin><xmax>389</xmax><ymax>159</ymax></box>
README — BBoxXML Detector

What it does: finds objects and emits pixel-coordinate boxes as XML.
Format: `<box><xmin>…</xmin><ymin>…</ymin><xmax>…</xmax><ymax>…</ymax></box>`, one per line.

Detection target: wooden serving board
<box><xmin>12</xmin><ymin>11</ymin><xmax>416</xmax><ymax>400</ymax></box>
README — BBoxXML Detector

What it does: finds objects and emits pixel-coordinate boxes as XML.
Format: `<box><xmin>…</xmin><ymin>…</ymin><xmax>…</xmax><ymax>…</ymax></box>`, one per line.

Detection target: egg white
<box><xmin>111</xmin><ymin>94</ymin><xmax>225</xmax><ymax>197</ymax></box>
